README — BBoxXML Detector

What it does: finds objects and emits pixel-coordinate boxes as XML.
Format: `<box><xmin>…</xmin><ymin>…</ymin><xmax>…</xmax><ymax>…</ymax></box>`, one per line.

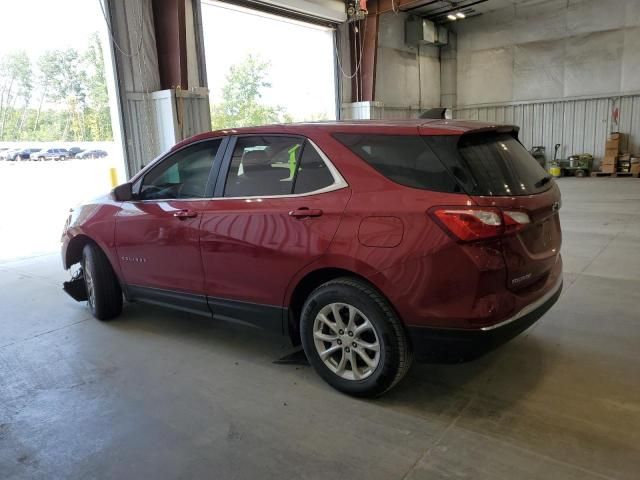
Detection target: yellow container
<box><xmin>109</xmin><ymin>167</ymin><xmax>118</xmax><ymax>187</ymax></box>
<box><xmin>549</xmin><ymin>166</ymin><xmax>562</xmax><ymax>177</ymax></box>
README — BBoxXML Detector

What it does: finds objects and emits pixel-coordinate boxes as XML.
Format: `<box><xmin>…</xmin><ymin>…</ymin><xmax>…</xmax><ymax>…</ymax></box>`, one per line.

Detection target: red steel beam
<box><xmin>152</xmin><ymin>0</ymin><xmax>188</xmax><ymax>90</ymax></box>
<box><xmin>360</xmin><ymin>12</ymin><xmax>379</xmax><ymax>102</ymax></box>
<box><xmin>350</xmin><ymin>0</ymin><xmax>380</xmax><ymax>102</ymax></box>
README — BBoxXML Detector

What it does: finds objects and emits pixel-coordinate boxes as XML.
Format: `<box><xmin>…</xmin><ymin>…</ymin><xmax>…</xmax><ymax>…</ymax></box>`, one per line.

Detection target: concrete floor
<box><xmin>1</xmin><ymin>178</ymin><xmax>639</xmax><ymax>479</ymax></box>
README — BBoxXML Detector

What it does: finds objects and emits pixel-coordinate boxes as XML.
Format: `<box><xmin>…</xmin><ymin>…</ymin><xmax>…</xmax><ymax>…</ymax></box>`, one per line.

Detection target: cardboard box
<box><xmin>601</xmin><ymin>164</ymin><xmax>616</xmax><ymax>173</ymax></box>
<box><xmin>631</xmin><ymin>164</ymin><xmax>640</xmax><ymax>174</ymax></box>
<box><xmin>619</xmin><ymin>153</ymin><xmax>631</xmax><ymax>161</ymax></box>
<box><xmin>602</xmin><ymin>156</ymin><xmax>617</xmax><ymax>166</ymax></box>
<box><xmin>606</xmin><ymin>140</ymin><xmax>620</xmax><ymax>151</ymax></box>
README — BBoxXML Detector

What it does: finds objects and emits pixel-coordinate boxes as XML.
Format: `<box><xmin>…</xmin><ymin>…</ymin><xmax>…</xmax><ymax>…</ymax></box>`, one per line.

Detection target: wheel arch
<box><xmin>286</xmin><ymin>266</ymin><xmax>389</xmax><ymax>346</ymax></box>
<box><xmin>64</xmin><ymin>234</ymin><xmax>94</xmax><ymax>269</ymax></box>
<box><xmin>65</xmin><ymin>233</ymin><xmax>127</xmax><ymax>294</ymax></box>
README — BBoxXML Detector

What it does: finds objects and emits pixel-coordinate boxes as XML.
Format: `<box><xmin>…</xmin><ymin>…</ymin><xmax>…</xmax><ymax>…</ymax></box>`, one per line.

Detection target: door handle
<box><xmin>173</xmin><ymin>209</ymin><xmax>198</xmax><ymax>219</ymax></box>
<box><xmin>289</xmin><ymin>208</ymin><xmax>323</xmax><ymax>218</ymax></box>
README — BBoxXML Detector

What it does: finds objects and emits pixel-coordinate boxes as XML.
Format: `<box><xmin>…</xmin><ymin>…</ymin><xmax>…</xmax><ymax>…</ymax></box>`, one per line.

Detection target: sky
<box><xmin>0</xmin><ymin>0</ymin><xmax>337</xmax><ymax>121</ymax></box>
<box><xmin>201</xmin><ymin>1</ymin><xmax>337</xmax><ymax>120</ymax></box>
<box><xmin>0</xmin><ymin>0</ymin><xmax>105</xmax><ymax>57</ymax></box>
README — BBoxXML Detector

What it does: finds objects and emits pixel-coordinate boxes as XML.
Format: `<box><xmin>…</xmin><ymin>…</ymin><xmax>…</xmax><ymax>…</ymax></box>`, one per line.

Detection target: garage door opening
<box><xmin>201</xmin><ymin>1</ymin><xmax>338</xmax><ymax>128</ymax></box>
<box><xmin>0</xmin><ymin>0</ymin><xmax>125</xmax><ymax>262</ymax></box>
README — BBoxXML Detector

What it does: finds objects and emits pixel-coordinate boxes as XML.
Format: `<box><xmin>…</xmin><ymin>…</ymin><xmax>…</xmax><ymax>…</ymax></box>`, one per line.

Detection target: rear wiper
<box><xmin>534</xmin><ymin>175</ymin><xmax>552</xmax><ymax>188</ymax></box>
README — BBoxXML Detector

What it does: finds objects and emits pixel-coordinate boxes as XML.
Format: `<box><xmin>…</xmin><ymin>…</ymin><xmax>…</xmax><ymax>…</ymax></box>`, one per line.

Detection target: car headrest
<box><xmin>242</xmin><ymin>150</ymin><xmax>270</xmax><ymax>175</ymax></box>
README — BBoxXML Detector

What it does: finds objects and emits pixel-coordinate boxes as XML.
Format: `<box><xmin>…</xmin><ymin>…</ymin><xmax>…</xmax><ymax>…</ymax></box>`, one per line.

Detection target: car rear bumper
<box><xmin>407</xmin><ymin>275</ymin><xmax>562</xmax><ymax>363</ymax></box>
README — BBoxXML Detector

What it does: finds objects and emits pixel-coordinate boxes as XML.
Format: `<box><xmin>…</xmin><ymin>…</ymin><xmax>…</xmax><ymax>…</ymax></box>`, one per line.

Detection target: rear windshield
<box><xmin>334</xmin><ymin>132</ymin><xmax>551</xmax><ymax>196</ymax></box>
<box><xmin>332</xmin><ymin>134</ymin><xmax>461</xmax><ymax>193</ymax></box>
<box><xmin>425</xmin><ymin>133</ymin><xmax>551</xmax><ymax>196</ymax></box>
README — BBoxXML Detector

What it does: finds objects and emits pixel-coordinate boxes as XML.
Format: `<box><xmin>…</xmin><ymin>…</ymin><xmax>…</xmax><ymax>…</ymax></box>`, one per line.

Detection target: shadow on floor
<box><xmin>101</xmin><ymin>300</ymin><xmax>551</xmax><ymax>418</ymax></box>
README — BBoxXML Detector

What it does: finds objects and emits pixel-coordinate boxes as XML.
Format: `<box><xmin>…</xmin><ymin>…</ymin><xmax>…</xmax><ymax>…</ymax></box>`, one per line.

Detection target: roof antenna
<box><xmin>419</xmin><ymin>108</ymin><xmax>451</xmax><ymax>120</ymax></box>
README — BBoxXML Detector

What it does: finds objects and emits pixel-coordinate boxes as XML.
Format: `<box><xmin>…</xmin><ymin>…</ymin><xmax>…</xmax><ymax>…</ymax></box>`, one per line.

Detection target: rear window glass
<box><xmin>425</xmin><ymin>133</ymin><xmax>551</xmax><ymax>196</ymax></box>
<box><xmin>333</xmin><ymin>134</ymin><xmax>461</xmax><ymax>193</ymax></box>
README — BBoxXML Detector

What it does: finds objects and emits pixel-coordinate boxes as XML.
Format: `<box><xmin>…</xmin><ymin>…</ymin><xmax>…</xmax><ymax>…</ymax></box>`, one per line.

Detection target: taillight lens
<box><xmin>503</xmin><ymin>210</ymin><xmax>531</xmax><ymax>234</ymax></box>
<box><xmin>431</xmin><ymin>207</ymin><xmax>530</xmax><ymax>242</ymax></box>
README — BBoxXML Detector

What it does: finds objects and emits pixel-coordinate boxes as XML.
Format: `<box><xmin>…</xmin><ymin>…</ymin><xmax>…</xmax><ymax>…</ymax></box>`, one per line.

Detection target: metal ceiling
<box><xmin>405</xmin><ymin>0</ymin><xmax>528</xmax><ymax>24</ymax></box>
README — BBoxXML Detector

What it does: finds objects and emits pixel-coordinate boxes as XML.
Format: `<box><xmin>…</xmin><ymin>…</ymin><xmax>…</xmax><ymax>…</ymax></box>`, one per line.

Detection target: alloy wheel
<box><xmin>312</xmin><ymin>302</ymin><xmax>380</xmax><ymax>381</ymax></box>
<box><xmin>85</xmin><ymin>264</ymin><xmax>95</xmax><ymax>310</ymax></box>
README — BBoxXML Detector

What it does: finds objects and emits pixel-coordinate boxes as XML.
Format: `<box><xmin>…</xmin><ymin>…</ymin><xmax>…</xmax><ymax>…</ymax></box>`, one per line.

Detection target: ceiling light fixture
<box><xmin>447</xmin><ymin>14</ymin><xmax>457</xmax><ymax>20</ymax></box>
<box><xmin>456</xmin><ymin>12</ymin><xmax>466</xmax><ymax>18</ymax></box>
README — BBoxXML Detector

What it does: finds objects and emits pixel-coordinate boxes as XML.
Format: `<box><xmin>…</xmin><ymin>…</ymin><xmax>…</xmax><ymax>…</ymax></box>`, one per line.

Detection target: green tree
<box><xmin>84</xmin><ymin>32</ymin><xmax>112</xmax><ymax>141</ymax></box>
<box><xmin>0</xmin><ymin>34</ymin><xmax>112</xmax><ymax>142</ymax></box>
<box><xmin>211</xmin><ymin>55</ymin><xmax>291</xmax><ymax>129</ymax></box>
<box><xmin>33</xmin><ymin>50</ymin><xmax>68</xmax><ymax>136</ymax></box>
<box><xmin>0</xmin><ymin>51</ymin><xmax>32</xmax><ymax>140</ymax></box>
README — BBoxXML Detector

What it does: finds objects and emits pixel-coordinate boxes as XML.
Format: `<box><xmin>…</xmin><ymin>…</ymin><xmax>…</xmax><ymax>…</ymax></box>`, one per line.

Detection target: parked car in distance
<box><xmin>3</xmin><ymin>148</ymin><xmax>21</xmax><ymax>161</ymax></box>
<box><xmin>0</xmin><ymin>147</ymin><xmax>11</xmax><ymax>160</ymax></box>
<box><xmin>11</xmin><ymin>148</ymin><xmax>41</xmax><ymax>161</ymax></box>
<box><xmin>77</xmin><ymin>149</ymin><xmax>108</xmax><ymax>159</ymax></box>
<box><xmin>32</xmin><ymin>148</ymin><xmax>70</xmax><ymax>161</ymax></box>
<box><xmin>68</xmin><ymin>147</ymin><xmax>84</xmax><ymax>158</ymax></box>
<box><xmin>61</xmin><ymin>120</ymin><xmax>563</xmax><ymax>397</ymax></box>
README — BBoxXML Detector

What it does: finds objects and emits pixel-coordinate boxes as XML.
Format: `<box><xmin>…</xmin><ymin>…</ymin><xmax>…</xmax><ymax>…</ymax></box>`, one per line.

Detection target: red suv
<box><xmin>61</xmin><ymin>120</ymin><xmax>562</xmax><ymax>397</ymax></box>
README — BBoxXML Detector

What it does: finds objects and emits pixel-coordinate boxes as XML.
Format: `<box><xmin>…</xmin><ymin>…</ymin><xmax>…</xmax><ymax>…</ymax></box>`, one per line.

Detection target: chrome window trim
<box><xmin>480</xmin><ymin>274</ymin><xmax>563</xmax><ymax>331</ymax></box>
<box><xmin>133</xmin><ymin>138</ymin><xmax>348</xmax><ymax>203</ymax></box>
<box><xmin>218</xmin><ymin>138</ymin><xmax>348</xmax><ymax>200</ymax></box>
<box><xmin>132</xmin><ymin>136</ymin><xmax>226</xmax><ymax>187</ymax></box>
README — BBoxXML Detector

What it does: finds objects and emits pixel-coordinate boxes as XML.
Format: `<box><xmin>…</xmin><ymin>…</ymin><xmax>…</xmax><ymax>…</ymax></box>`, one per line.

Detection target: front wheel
<box><xmin>300</xmin><ymin>277</ymin><xmax>412</xmax><ymax>397</ymax></box>
<box><xmin>82</xmin><ymin>243</ymin><xmax>123</xmax><ymax>320</ymax></box>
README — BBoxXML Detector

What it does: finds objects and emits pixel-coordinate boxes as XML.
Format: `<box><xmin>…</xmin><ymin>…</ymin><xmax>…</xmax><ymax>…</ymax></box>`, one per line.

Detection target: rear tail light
<box><xmin>430</xmin><ymin>207</ymin><xmax>531</xmax><ymax>242</ymax></box>
<box><xmin>503</xmin><ymin>210</ymin><xmax>531</xmax><ymax>234</ymax></box>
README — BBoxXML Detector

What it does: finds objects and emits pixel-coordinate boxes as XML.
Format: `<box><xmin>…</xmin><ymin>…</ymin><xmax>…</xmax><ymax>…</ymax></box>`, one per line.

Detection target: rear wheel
<box><xmin>300</xmin><ymin>277</ymin><xmax>412</xmax><ymax>397</ymax></box>
<box><xmin>82</xmin><ymin>243</ymin><xmax>123</xmax><ymax>320</ymax></box>
<box><xmin>574</xmin><ymin>169</ymin><xmax>586</xmax><ymax>177</ymax></box>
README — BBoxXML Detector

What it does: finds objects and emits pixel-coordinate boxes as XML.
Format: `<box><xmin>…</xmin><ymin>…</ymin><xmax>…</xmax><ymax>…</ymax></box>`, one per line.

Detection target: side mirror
<box><xmin>111</xmin><ymin>183</ymin><xmax>133</xmax><ymax>202</ymax></box>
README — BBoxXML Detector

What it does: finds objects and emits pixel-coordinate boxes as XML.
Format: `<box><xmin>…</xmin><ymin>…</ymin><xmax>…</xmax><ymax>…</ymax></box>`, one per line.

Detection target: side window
<box><xmin>293</xmin><ymin>143</ymin><xmax>335</xmax><ymax>194</ymax></box>
<box><xmin>223</xmin><ymin>136</ymin><xmax>303</xmax><ymax>197</ymax></box>
<box><xmin>333</xmin><ymin>134</ymin><xmax>460</xmax><ymax>193</ymax></box>
<box><xmin>139</xmin><ymin>139</ymin><xmax>221</xmax><ymax>200</ymax></box>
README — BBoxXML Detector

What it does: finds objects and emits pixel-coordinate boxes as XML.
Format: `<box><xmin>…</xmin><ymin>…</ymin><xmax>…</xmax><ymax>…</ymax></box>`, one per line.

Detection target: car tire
<box><xmin>60</xmin><ymin>156</ymin><xmax>66</xmax><ymax>161</ymax></box>
<box><xmin>82</xmin><ymin>243</ymin><xmax>123</xmax><ymax>321</ymax></box>
<box><xmin>300</xmin><ymin>277</ymin><xmax>412</xmax><ymax>397</ymax></box>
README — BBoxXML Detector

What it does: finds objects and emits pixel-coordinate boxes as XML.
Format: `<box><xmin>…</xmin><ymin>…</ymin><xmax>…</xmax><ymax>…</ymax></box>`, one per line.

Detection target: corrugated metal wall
<box><xmin>454</xmin><ymin>95</ymin><xmax>640</xmax><ymax>167</ymax></box>
<box><xmin>125</xmin><ymin>90</ymin><xmax>211</xmax><ymax>169</ymax></box>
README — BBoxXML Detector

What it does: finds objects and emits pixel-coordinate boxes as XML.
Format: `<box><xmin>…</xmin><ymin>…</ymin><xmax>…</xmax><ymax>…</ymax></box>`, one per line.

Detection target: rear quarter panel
<box><xmin>285</xmin><ymin>132</ymin><xmax>510</xmax><ymax>329</ymax></box>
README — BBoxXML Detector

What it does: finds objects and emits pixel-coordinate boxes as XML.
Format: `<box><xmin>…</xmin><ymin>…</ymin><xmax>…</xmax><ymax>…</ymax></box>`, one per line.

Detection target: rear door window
<box><xmin>293</xmin><ymin>143</ymin><xmax>335</xmax><ymax>194</ymax></box>
<box><xmin>333</xmin><ymin>134</ymin><xmax>461</xmax><ymax>193</ymax></box>
<box><xmin>425</xmin><ymin>133</ymin><xmax>550</xmax><ymax>196</ymax></box>
<box><xmin>223</xmin><ymin>136</ymin><xmax>304</xmax><ymax>197</ymax></box>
